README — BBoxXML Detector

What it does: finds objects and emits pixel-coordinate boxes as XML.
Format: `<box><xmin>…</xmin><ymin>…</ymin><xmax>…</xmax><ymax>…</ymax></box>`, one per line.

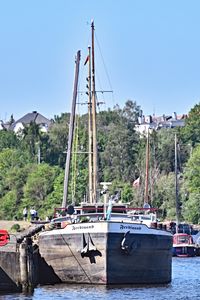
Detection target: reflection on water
<box><xmin>0</xmin><ymin>257</ymin><xmax>200</xmax><ymax>300</ymax></box>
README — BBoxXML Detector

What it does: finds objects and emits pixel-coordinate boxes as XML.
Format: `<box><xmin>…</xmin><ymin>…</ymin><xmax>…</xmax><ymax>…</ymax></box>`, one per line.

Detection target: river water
<box><xmin>0</xmin><ymin>257</ymin><xmax>199</xmax><ymax>300</ymax></box>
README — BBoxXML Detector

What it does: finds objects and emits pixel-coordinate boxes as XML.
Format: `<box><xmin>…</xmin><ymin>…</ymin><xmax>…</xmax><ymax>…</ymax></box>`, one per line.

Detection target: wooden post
<box><xmin>62</xmin><ymin>50</ymin><xmax>81</xmax><ymax>208</ymax></box>
<box><xmin>19</xmin><ymin>239</ymin><xmax>28</xmax><ymax>292</ymax></box>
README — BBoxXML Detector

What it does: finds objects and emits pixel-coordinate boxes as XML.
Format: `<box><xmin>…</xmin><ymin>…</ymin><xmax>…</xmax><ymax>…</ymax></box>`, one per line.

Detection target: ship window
<box><xmin>177</xmin><ymin>236</ymin><xmax>189</xmax><ymax>243</ymax></box>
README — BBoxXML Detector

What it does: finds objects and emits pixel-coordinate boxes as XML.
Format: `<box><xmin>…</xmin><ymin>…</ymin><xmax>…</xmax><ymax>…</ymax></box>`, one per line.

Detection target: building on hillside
<box><xmin>10</xmin><ymin>111</ymin><xmax>52</xmax><ymax>134</ymax></box>
<box><xmin>135</xmin><ymin>112</ymin><xmax>187</xmax><ymax>135</ymax></box>
<box><xmin>0</xmin><ymin>120</ymin><xmax>6</xmax><ymax>130</ymax></box>
<box><xmin>0</xmin><ymin>121</ymin><xmax>14</xmax><ymax>131</ymax></box>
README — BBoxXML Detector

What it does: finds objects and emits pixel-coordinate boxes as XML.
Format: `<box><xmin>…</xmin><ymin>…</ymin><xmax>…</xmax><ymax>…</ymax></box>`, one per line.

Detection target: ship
<box><xmin>172</xmin><ymin>232</ymin><xmax>196</xmax><ymax>257</ymax></box>
<box><xmin>38</xmin><ymin>20</ymin><xmax>173</xmax><ymax>285</ymax></box>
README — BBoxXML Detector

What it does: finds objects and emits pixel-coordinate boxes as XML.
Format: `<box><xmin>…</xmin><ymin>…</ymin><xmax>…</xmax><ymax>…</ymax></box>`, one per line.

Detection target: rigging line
<box><xmin>60</xmin><ymin>233</ymin><xmax>92</xmax><ymax>283</ymax></box>
<box><xmin>94</xmin><ymin>32</ymin><xmax>113</xmax><ymax>91</ymax></box>
<box><xmin>177</xmin><ymin>141</ymin><xmax>182</xmax><ymax>173</ymax></box>
<box><xmin>95</xmin><ymin>32</ymin><xmax>115</xmax><ymax>106</ymax></box>
<box><xmin>71</xmin><ymin>111</ymin><xmax>77</xmax><ymax>201</ymax></box>
<box><xmin>71</xmin><ymin>116</ymin><xmax>76</xmax><ymax>202</ymax></box>
<box><xmin>78</xmin><ymin>66</ymin><xmax>87</xmax><ymax>113</ymax></box>
<box><xmin>71</xmin><ymin>81</ymin><xmax>80</xmax><ymax>202</ymax></box>
<box><xmin>71</xmin><ymin>83</ymin><xmax>81</xmax><ymax>201</ymax></box>
<box><xmin>73</xmin><ymin>111</ymin><xmax>79</xmax><ymax>199</ymax></box>
<box><xmin>71</xmin><ymin>127</ymin><xmax>75</xmax><ymax>200</ymax></box>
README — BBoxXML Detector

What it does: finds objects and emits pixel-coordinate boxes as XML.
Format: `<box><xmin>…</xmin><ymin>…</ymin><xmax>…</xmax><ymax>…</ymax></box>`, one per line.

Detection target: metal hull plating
<box><xmin>38</xmin><ymin>221</ymin><xmax>172</xmax><ymax>285</ymax></box>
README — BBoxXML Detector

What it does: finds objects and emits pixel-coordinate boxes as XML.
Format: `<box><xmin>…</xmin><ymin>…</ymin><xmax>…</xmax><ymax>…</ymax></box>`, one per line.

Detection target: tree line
<box><xmin>0</xmin><ymin>100</ymin><xmax>200</xmax><ymax>224</ymax></box>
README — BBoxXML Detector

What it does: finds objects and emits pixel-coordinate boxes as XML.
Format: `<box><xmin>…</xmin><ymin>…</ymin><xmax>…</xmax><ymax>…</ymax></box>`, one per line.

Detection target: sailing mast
<box><xmin>175</xmin><ymin>133</ymin><xmax>180</xmax><ymax>233</ymax></box>
<box><xmin>87</xmin><ymin>46</ymin><xmax>93</xmax><ymax>203</ymax></box>
<box><xmin>91</xmin><ymin>20</ymin><xmax>98</xmax><ymax>204</ymax></box>
<box><xmin>144</xmin><ymin>129</ymin><xmax>150</xmax><ymax>205</ymax></box>
<box><xmin>62</xmin><ymin>50</ymin><xmax>81</xmax><ymax>208</ymax></box>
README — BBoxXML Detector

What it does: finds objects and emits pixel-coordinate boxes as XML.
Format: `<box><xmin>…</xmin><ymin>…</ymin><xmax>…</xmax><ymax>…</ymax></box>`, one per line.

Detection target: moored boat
<box><xmin>38</xmin><ymin>20</ymin><xmax>173</xmax><ymax>285</ymax></box>
<box><xmin>39</xmin><ymin>203</ymin><xmax>172</xmax><ymax>284</ymax></box>
<box><xmin>172</xmin><ymin>233</ymin><xmax>196</xmax><ymax>257</ymax></box>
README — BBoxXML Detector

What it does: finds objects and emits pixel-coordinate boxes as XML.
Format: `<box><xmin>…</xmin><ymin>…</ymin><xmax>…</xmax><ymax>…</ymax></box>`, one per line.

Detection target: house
<box><xmin>10</xmin><ymin>111</ymin><xmax>52</xmax><ymax>134</ymax></box>
<box><xmin>0</xmin><ymin>120</ymin><xmax>12</xmax><ymax>130</ymax></box>
<box><xmin>135</xmin><ymin>112</ymin><xmax>187</xmax><ymax>135</ymax></box>
<box><xmin>0</xmin><ymin>120</ymin><xmax>6</xmax><ymax>130</ymax></box>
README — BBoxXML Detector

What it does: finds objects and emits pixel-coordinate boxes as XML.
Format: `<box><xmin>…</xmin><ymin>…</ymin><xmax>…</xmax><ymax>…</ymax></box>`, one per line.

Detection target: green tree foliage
<box><xmin>23</xmin><ymin>163</ymin><xmax>61</xmax><ymax>213</ymax></box>
<box><xmin>1</xmin><ymin>101</ymin><xmax>200</xmax><ymax>222</ymax></box>
<box><xmin>181</xmin><ymin>102</ymin><xmax>200</xmax><ymax>147</ymax></box>
<box><xmin>0</xmin><ymin>130</ymin><xmax>19</xmax><ymax>151</ymax></box>
<box><xmin>21</xmin><ymin>122</ymin><xmax>41</xmax><ymax>159</ymax></box>
<box><xmin>0</xmin><ymin>190</ymin><xmax>18</xmax><ymax>220</ymax></box>
<box><xmin>0</xmin><ymin>149</ymin><xmax>34</xmax><ymax>219</ymax></box>
<box><xmin>43</xmin><ymin>172</ymin><xmax>64</xmax><ymax>217</ymax></box>
<box><xmin>183</xmin><ymin>145</ymin><xmax>200</xmax><ymax>194</ymax></box>
<box><xmin>47</xmin><ymin>113</ymin><xmax>70</xmax><ymax>167</ymax></box>
<box><xmin>98</xmin><ymin>101</ymin><xmax>140</xmax><ymax>183</ymax></box>
<box><xmin>152</xmin><ymin>173</ymin><xmax>179</xmax><ymax>220</ymax></box>
<box><xmin>182</xmin><ymin>193</ymin><xmax>200</xmax><ymax>224</ymax></box>
<box><xmin>0</xmin><ymin>149</ymin><xmax>30</xmax><ymax>197</ymax></box>
<box><xmin>121</xmin><ymin>183</ymin><xmax>134</xmax><ymax>203</ymax></box>
<box><xmin>182</xmin><ymin>145</ymin><xmax>200</xmax><ymax>223</ymax></box>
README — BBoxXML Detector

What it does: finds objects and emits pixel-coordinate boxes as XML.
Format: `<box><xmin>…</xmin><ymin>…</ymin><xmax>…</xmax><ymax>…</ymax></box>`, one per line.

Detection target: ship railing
<box><xmin>53</xmin><ymin>206</ymin><xmax>159</xmax><ymax>218</ymax></box>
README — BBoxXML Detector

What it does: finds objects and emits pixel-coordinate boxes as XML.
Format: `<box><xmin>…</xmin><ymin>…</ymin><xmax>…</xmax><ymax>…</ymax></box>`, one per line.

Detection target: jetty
<box><xmin>0</xmin><ymin>222</ymin><xmax>45</xmax><ymax>293</ymax></box>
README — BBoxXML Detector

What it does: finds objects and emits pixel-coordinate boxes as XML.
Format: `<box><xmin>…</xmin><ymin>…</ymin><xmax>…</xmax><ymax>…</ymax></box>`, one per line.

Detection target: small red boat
<box><xmin>0</xmin><ymin>229</ymin><xmax>10</xmax><ymax>247</ymax></box>
<box><xmin>173</xmin><ymin>233</ymin><xmax>196</xmax><ymax>257</ymax></box>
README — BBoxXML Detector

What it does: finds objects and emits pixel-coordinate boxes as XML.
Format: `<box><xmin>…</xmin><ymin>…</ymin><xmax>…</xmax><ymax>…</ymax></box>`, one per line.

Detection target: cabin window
<box><xmin>177</xmin><ymin>236</ymin><xmax>189</xmax><ymax>244</ymax></box>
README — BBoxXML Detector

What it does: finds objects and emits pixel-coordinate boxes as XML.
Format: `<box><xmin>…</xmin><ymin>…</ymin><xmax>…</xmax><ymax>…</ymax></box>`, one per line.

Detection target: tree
<box><xmin>0</xmin><ymin>190</ymin><xmax>18</xmax><ymax>220</ymax></box>
<box><xmin>182</xmin><ymin>102</ymin><xmax>200</xmax><ymax>147</ymax></box>
<box><xmin>116</xmin><ymin>100</ymin><xmax>141</xmax><ymax>126</ymax></box>
<box><xmin>47</xmin><ymin>113</ymin><xmax>70</xmax><ymax>167</ymax></box>
<box><xmin>0</xmin><ymin>149</ymin><xmax>32</xmax><ymax>219</ymax></box>
<box><xmin>23</xmin><ymin>163</ymin><xmax>61</xmax><ymax>215</ymax></box>
<box><xmin>152</xmin><ymin>172</ymin><xmax>182</xmax><ymax>220</ymax></box>
<box><xmin>41</xmin><ymin>172</ymin><xmax>64</xmax><ymax>218</ymax></box>
<box><xmin>183</xmin><ymin>144</ymin><xmax>200</xmax><ymax>194</ymax></box>
<box><xmin>98</xmin><ymin>103</ymin><xmax>139</xmax><ymax>183</ymax></box>
<box><xmin>0</xmin><ymin>130</ymin><xmax>19</xmax><ymax>151</ymax></box>
<box><xmin>121</xmin><ymin>183</ymin><xmax>134</xmax><ymax>203</ymax></box>
<box><xmin>182</xmin><ymin>193</ymin><xmax>200</xmax><ymax>224</ymax></box>
<box><xmin>21</xmin><ymin>122</ymin><xmax>42</xmax><ymax>162</ymax></box>
<box><xmin>182</xmin><ymin>144</ymin><xmax>200</xmax><ymax>223</ymax></box>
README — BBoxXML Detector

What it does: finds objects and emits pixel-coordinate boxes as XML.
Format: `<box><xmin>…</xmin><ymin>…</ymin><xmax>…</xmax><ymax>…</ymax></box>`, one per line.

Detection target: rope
<box><xmin>73</xmin><ymin>113</ymin><xmax>79</xmax><ymax>199</ymax></box>
<box><xmin>95</xmin><ymin>32</ymin><xmax>116</xmax><ymax>107</ymax></box>
<box><xmin>60</xmin><ymin>233</ymin><xmax>92</xmax><ymax>283</ymax></box>
<box><xmin>95</xmin><ymin>32</ymin><xmax>113</xmax><ymax>92</ymax></box>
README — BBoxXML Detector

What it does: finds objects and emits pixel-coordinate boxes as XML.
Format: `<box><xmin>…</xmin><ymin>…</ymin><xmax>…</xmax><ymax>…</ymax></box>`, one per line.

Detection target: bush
<box><xmin>11</xmin><ymin>223</ymin><xmax>21</xmax><ymax>232</ymax></box>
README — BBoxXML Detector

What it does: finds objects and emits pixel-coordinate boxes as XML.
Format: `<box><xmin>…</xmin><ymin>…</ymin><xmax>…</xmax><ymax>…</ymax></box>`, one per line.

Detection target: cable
<box><xmin>60</xmin><ymin>233</ymin><xmax>92</xmax><ymax>283</ymax></box>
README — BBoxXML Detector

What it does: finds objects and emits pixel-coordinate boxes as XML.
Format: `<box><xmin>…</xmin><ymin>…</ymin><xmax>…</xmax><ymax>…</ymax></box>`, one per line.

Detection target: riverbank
<box><xmin>0</xmin><ymin>220</ymin><xmax>31</xmax><ymax>232</ymax></box>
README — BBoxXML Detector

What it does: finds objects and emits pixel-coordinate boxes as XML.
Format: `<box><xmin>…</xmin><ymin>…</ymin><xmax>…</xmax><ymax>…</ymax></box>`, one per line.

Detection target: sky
<box><xmin>0</xmin><ymin>0</ymin><xmax>200</xmax><ymax>121</ymax></box>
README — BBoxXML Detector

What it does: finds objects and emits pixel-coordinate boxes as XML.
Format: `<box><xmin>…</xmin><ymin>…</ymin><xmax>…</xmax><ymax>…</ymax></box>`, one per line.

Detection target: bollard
<box><xmin>19</xmin><ymin>239</ymin><xmax>29</xmax><ymax>292</ymax></box>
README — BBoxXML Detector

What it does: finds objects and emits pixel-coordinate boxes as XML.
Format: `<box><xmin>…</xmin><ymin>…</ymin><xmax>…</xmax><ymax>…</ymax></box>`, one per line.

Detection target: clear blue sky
<box><xmin>0</xmin><ymin>0</ymin><xmax>200</xmax><ymax>121</ymax></box>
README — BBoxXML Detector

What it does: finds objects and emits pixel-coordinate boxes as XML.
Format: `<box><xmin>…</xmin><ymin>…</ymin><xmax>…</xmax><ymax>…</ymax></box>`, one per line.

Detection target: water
<box><xmin>0</xmin><ymin>257</ymin><xmax>200</xmax><ymax>300</ymax></box>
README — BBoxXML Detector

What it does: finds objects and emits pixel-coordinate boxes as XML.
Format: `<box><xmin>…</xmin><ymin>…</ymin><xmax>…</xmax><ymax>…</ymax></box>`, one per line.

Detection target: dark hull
<box><xmin>39</xmin><ymin>225</ymin><xmax>172</xmax><ymax>285</ymax></box>
<box><xmin>172</xmin><ymin>245</ymin><xmax>196</xmax><ymax>257</ymax></box>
